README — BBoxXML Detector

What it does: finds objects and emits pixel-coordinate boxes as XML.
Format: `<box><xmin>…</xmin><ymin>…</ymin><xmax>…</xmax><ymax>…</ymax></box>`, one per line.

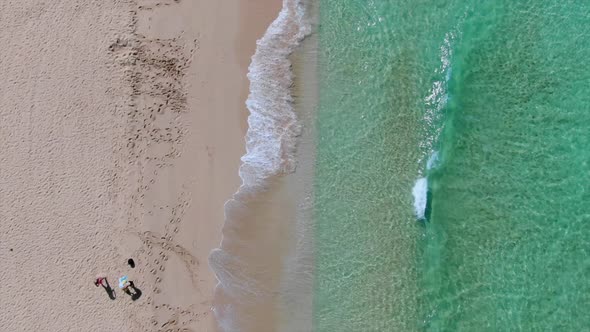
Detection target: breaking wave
<box><xmin>413</xmin><ymin>32</ymin><xmax>456</xmax><ymax>220</ymax></box>
<box><xmin>208</xmin><ymin>1</ymin><xmax>311</xmax><ymax>331</ymax></box>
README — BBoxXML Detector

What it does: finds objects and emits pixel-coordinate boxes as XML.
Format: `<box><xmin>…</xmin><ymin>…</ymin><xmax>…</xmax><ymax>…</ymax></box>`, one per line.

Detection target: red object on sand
<box><xmin>95</xmin><ymin>277</ymin><xmax>106</xmax><ymax>287</ymax></box>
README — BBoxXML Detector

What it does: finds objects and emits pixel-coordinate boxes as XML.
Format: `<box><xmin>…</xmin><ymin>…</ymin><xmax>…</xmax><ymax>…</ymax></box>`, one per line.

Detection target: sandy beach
<box><xmin>0</xmin><ymin>0</ymin><xmax>279</xmax><ymax>331</ymax></box>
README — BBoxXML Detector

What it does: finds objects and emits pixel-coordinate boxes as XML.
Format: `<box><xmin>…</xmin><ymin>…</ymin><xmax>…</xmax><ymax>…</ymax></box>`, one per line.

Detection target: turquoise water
<box><xmin>314</xmin><ymin>1</ymin><xmax>590</xmax><ymax>330</ymax></box>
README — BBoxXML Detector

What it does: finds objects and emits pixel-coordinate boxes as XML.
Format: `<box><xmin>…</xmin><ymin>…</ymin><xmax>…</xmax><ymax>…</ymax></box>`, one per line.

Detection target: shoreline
<box><xmin>209</xmin><ymin>0</ymin><xmax>318</xmax><ymax>331</ymax></box>
<box><xmin>128</xmin><ymin>1</ymin><xmax>283</xmax><ymax>331</ymax></box>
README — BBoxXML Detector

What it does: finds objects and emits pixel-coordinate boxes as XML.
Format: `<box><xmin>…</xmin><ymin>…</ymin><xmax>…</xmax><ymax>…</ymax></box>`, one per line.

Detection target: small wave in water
<box><xmin>413</xmin><ymin>151</ymin><xmax>438</xmax><ymax>220</ymax></box>
<box><xmin>413</xmin><ymin>177</ymin><xmax>428</xmax><ymax>220</ymax></box>
<box><xmin>421</xmin><ymin>32</ymin><xmax>454</xmax><ymax>156</ymax></box>
<box><xmin>413</xmin><ymin>32</ymin><xmax>456</xmax><ymax>220</ymax></box>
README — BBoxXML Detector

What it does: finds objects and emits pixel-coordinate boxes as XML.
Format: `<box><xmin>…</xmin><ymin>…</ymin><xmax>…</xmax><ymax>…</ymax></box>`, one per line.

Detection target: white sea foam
<box><xmin>412</xmin><ymin>177</ymin><xmax>428</xmax><ymax>220</ymax></box>
<box><xmin>420</xmin><ymin>32</ymin><xmax>454</xmax><ymax>170</ymax></box>
<box><xmin>238</xmin><ymin>0</ymin><xmax>311</xmax><ymax>190</ymax></box>
<box><xmin>209</xmin><ymin>0</ymin><xmax>311</xmax><ymax>331</ymax></box>
<box><xmin>424</xmin><ymin>32</ymin><xmax>454</xmax><ymax>116</ymax></box>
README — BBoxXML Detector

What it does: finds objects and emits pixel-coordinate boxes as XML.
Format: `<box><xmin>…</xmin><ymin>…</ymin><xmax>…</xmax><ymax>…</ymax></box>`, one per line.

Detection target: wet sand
<box><xmin>208</xmin><ymin>1</ymin><xmax>316</xmax><ymax>331</ymax></box>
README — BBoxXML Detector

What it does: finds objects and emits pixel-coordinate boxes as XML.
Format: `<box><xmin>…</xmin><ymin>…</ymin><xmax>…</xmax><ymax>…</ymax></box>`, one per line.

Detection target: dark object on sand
<box><xmin>128</xmin><ymin>258</ymin><xmax>135</xmax><ymax>268</ymax></box>
<box><xmin>95</xmin><ymin>277</ymin><xmax>106</xmax><ymax>287</ymax></box>
<box><xmin>120</xmin><ymin>278</ymin><xmax>142</xmax><ymax>301</ymax></box>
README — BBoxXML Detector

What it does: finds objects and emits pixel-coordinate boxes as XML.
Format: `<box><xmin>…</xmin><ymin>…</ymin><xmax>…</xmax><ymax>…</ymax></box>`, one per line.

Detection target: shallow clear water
<box><xmin>314</xmin><ymin>0</ymin><xmax>447</xmax><ymax>329</ymax></box>
<box><xmin>314</xmin><ymin>1</ymin><xmax>590</xmax><ymax>330</ymax></box>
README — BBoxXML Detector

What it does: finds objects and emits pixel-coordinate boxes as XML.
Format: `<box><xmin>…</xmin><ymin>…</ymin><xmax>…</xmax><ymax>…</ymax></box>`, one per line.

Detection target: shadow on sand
<box><xmin>100</xmin><ymin>279</ymin><xmax>116</xmax><ymax>300</ymax></box>
<box><xmin>128</xmin><ymin>281</ymin><xmax>142</xmax><ymax>301</ymax></box>
<box><xmin>131</xmin><ymin>288</ymin><xmax>142</xmax><ymax>301</ymax></box>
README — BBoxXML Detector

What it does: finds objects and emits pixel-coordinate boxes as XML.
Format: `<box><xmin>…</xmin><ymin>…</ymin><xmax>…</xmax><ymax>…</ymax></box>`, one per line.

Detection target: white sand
<box><xmin>0</xmin><ymin>0</ymin><xmax>280</xmax><ymax>331</ymax></box>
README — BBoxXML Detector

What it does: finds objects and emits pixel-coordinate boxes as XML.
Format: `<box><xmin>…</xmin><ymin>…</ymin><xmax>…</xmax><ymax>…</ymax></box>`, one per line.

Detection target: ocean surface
<box><xmin>211</xmin><ymin>0</ymin><xmax>590</xmax><ymax>331</ymax></box>
<box><xmin>315</xmin><ymin>0</ymin><xmax>590</xmax><ymax>331</ymax></box>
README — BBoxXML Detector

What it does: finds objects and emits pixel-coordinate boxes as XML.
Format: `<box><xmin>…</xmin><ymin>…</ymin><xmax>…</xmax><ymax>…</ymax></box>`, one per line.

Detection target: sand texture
<box><xmin>0</xmin><ymin>0</ymin><xmax>279</xmax><ymax>331</ymax></box>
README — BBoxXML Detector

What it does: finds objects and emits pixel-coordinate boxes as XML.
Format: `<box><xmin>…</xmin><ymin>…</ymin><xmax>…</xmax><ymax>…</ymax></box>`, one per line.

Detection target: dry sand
<box><xmin>0</xmin><ymin>0</ymin><xmax>280</xmax><ymax>331</ymax></box>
